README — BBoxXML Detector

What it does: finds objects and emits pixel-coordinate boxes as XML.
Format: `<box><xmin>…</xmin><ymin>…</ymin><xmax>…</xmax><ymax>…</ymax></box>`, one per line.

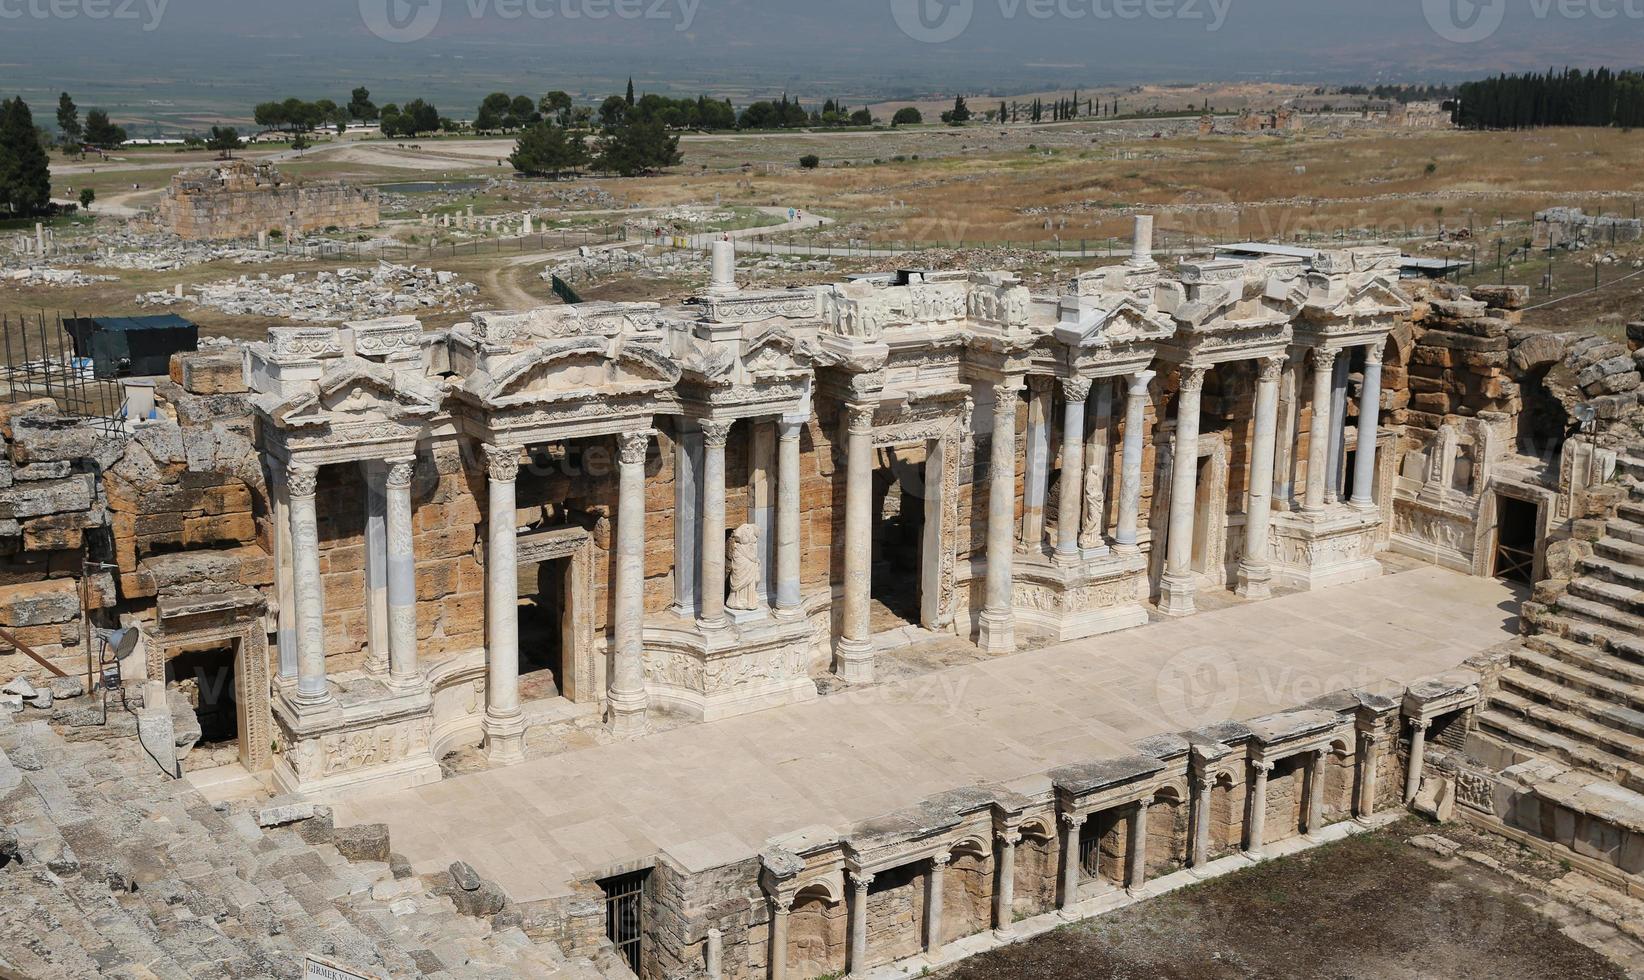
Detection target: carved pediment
<box><xmin>271</xmin><ymin>361</ymin><xmax>441</xmax><ymax>428</ymax></box>
<box><xmin>1056</xmin><ymin>295</ymin><xmax>1174</xmax><ymax>347</ymax></box>
<box><xmin>1305</xmin><ymin>273</ymin><xmax>1412</xmax><ymax>324</ymax></box>
<box><xmin>475</xmin><ymin>337</ymin><xmax>681</xmax><ymax>406</ymax></box>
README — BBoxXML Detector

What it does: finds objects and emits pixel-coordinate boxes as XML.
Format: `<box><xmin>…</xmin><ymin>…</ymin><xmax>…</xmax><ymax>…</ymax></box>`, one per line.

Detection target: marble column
<box><xmin>1190</xmin><ymin>774</ymin><xmax>1213</xmax><ymax>870</ymax></box>
<box><xmin>1350</xmin><ymin>342</ymin><xmax>1385</xmax><ymax>510</ymax></box>
<box><xmin>1055</xmin><ymin>377</ymin><xmax>1093</xmax><ymax>565</ymax></box>
<box><xmin>925</xmin><ymin>853</ymin><xmax>948</xmax><ymax>956</ymax></box>
<box><xmin>610</xmin><ymin>430</ymin><xmax>653</xmax><ymax>737</ymax></box>
<box><xmin>672</xmin><ymin>421</ymin><xmax>703</xmax><ymax>616</ymax></box>
<box><xmin>1302</xmin><ymin>347</ymin><xmax>1338</xmax><ymax>513</ymax></box>
<box><xmin>979</xmin><ymin>381</ymin><xmax>1022</xmax><ymax>653</ymax></box>
<box><xmin>384</xmin><ymin>456</ymin><xmax>419</xmax><ymax>689</ymax></box>
<box><xmin>775</xmin><ymin>417</ymin><xmax>804</xmax><ymax>617</ymax></box>
<box><xmin>1273</xmin><ymin>352</ymin><xmax>1302</xmax><ymax>509</ymax></box>
<box><xmin>270</xmin><ymin>466</ymin><xmax>297</xmax><ymax>682</ymax></box>
<box><xmin>994</xmin><ymin>832</ymin><xmax>1019</xmax><ymax>938</ymax></box>
<box><xmin>768</xmin><ymin>897</ymin><xmax>791</xmax><ymax>980</ymax></box>
<box><xmin>848</xmin><ymin>871</ymin><xmax>872</xmax><ymax>977</ymax></box>
<box><xmin>1237</xmin><ymin>356</ymin><xmax>1285</xmax><ymax>599</ymax></box>
<box><xmin>1126</xmin><ymin>801</ymin><xmax>1150</xmax><ymax>894</ymax></box>
<box><xmin>1306</xmin><ymin>750</ymin><xmax>1329</xmax><ymax>836</ymax></box>
<box><xmin>1114</xmin><ymin>371</ymin><xmax>1154</xmax><ymax>555</ymax></box>
<box><xmin>483</xmin><ymin>444</ymin><xmax>525</xmax><ymax>765</ymax></box>
<box><xmin>362</xmin><ymin>461</ymin><xmax>389</xmax><ymax>676</ymax></box>
<box><xmin>1356</xmin><ymin>730</ymin><xmax>1381</xmax><ymax>820</ymax></box>
<box><xmin>836</xmin><ymin>405</ymin><xmax>876</xmax><ymax>684</ymax></box>
<box><xmin>288</xmin><ymin>463</ymin><xmax>330</xmax><ymax>706</ymax></box>
<box><xmin>1405</xmin><ymin>719</ymin><xmax>1429</xmax><ymax>804</ymax></box>
<box><xmin>699</xmin><ymin>419</ymin><xmax>733</xmax><ymax>629</ymax></box>
<box><xmin>1159</xmin><ymin>366</ymin><xmax>1207</xmax><ymax>617</ymax></box>
<box><xmin>1080</xmin><ymin>380</ymin><xmax>1114</xmax><ymax>553</ymax></box>
<box><xmin>1326</xmin><ymin>354</ymin><xmax>1351</xmax><ymax>505</ymax></box>
<box><xmin>1019</xmin><ymin>380</ymin><xmax>1052</xmax><ymax>553</ymax></box>
<box><xmin>1245</xmin><ymin>761</ymin><xmax>1272</xmax><ymax>856</ymax></box>
<box><xmin>1058</xmin><ymin>812</ymin><xmax>1081</xmax><ymax>916</ymax></box>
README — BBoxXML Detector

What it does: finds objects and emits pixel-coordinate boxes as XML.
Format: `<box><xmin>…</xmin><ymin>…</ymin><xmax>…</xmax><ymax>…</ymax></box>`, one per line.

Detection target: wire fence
<box><xmin>0</xmin><ymin>311</ymin><xmax>127</xmax><ymax>435</ymax></box>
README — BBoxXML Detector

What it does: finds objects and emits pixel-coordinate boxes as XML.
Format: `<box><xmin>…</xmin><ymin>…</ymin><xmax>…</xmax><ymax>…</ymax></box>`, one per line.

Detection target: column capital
<box><xmin>1026</xmin><ymin>375</ymin><xmax>1056</xmax><ymax>394</ymax></box>
<box><xmin>997</xmin><ymin>830</ymin><xmax>1023</xmax><ymax>847</ymax></box>
<box><xmin>483</xmin><ymin>443</ymin><xmax>521</xmax><ymax>483</ymax></box>
<box><xmin>286</xmin><ymin>462</ymin><xmax>318</xmax><ymax>498</ymax></box>
<box><xmin>777</xmin><ymin>416</ymin><xmax>806</xmax><ymax>441</ymax></box>
<box><xmin>384</xmin><ymin>455</ymin><xmax>416</xmax><ymax>489</ymax></box>
<box><xmin>1128</xmin><ymin>369</ymin><xmax>1157</xmax><ymax>395</ymax></box>
<box><xmin>992</xmin><ymin>379</ymin><xmax>1024</xmax><ymax>407</ymax></box>
<box><xmin>1178</xmin><ymin>365</ymin><xmax>1208</xmax><ymax>394</ymax></box>
<box><xmin>700</xmin><ymin>418</ymin><xmax>734</xmax><ymax>448</ymax></box>
<box><xmin>1060</xmin><ymin>376</ymin><xmax>1093</xmax><ymax>403</ymax></box>
<box><xmin>618</xmin><ymin>429</ymin><xmax>653</xmax><ymax>466</ymax></box>
<box><xmin>930</xmin><ymin>852</ymin><xmax>951</xmax><ymax>869</ymax></box>
<box><xmin>1251</xmin><ymin>759</ymin><xmax>1274</xmax><ymax>776</ymax></box>
<box><xmin>846</xmin><ymin>403</ymin><xmax>876</xmax><ymax>435</ymax></box>
<box><xmin>1059</xmin><ymin>810</ymin><xmax>1081</xmax><ymax>828</ymax></box>
<box><xmin>1364</xmin><ymin>340</ymin><xmax>1386</xmax><ymax>367</ymax></box>
<box><xmin>1258</xmin><ymin>355</ymin><xmax>1286</xmax><ymax>384</ymax></box>
<box><xmin>1309</xmin><ymin>346</ymin><xmax>1339</xmax><ymax>371</ymax></box>
<box><xmin>849</xmin><ymin>870</ymin><xmax>874</xmax><ymax>891</ymax></box>
<box><xmin>770</xmin><ymin>894</ymin><xmax>794</xmax><ymax>914</ymax></box>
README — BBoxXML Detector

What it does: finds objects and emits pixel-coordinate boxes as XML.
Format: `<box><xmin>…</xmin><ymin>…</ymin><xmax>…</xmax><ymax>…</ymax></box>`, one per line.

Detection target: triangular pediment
<box><xmin>476</xmin><ymin>337</ymin><xmax>681</xmax><ymax>406</ymax></box>
<box><xmin>272</xmin><ymin>361</ymin><xmax>441</xmax><ymax>427</ymax></box>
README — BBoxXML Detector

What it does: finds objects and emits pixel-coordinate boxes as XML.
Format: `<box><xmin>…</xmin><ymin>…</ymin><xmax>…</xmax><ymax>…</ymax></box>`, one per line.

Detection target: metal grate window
<box><xmin>1077</xmin><ymin>818</ymin><xmax>1102</xmax><ymax>882</ymax></box>
<box><xmin>599</xmin><ymin>869</ymin><xmax>649</xmax><ymax>974</ymax></box>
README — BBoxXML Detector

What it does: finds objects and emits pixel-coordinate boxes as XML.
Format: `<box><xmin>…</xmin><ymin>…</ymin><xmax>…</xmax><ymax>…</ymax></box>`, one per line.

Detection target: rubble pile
<box><xmin>137</xmin><ymin>262</ymin><xmax>479</xmax><ymax>322</ymax></box>
<box><xmin>1</xmin><ymin>267</ymin><xmax>119</xmax><ymax>287</ymax></box>
<box><xmin>69</xmin><ymin>229</ymin><xmax>300</xmax><ymax>271</ymax></box>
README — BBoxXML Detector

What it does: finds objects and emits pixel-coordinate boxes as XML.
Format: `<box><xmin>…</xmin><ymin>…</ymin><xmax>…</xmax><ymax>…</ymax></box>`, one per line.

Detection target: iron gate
<box><xmin>600</xmin><ymin>869</ymin><xmax>649</xmax><ymax>974</ymax></box>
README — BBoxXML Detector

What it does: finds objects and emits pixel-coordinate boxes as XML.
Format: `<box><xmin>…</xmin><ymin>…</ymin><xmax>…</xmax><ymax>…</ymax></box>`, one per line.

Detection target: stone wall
<box><xmin>156</xmin><ymin>161</ymin><xmax>379</xmax><ymax>242</ymax></box>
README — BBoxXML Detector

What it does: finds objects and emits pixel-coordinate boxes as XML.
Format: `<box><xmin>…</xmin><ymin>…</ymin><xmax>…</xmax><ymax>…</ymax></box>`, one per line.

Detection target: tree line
<box><xmin>1454</xmin><ymin>68</ymin><xmax>1644</xmax><ymax>130</ymax></box>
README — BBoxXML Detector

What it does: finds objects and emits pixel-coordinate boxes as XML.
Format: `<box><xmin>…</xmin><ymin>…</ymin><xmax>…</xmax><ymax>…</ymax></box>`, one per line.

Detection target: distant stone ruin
<box><xmin>155</xmin><ymin>160</ymin><xmax>379</xmax><ymax>242</ymax></box>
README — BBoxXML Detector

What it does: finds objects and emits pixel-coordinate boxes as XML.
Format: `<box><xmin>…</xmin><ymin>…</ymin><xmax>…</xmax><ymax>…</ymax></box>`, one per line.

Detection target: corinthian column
<box><xmin>699</xmin><ymin>418</ymin><xmax>733</xmax><ymax>629</ymax></box>
<box><xmin>384</xmin><ymin>455</ymin><xmax>420</xmax><ymax>689</ymax></box>
<box><xmin>610</xmin><ymin>430</ymin><xmax>653</xmax><ymax>736</ymax></box>
<box><xmin>1350</xmin><ymin>342</ymin><xmax>1386</xmax><ymax>510</ymax></box>
<box><xmin>1190</xmin><ymin>773</ymin><xmax>1214</xmax><ymax>871</ymax></box>
<box><xmin>288</xmin><ymin>462</ymin><xmax>331</xmax><ymax>707</ymax></box>
<box><xmin>1246</xmin><ymin>760</ymin><xmax>1272</xmax><ymax>857</ymax></box>
<box><xmin>994</xmin><ymin>831</ymin><xmax>1020</xmax><ymax>938</ymax></box>
<box><xmin>775</xmin><ymin>417</ymin><xmax>804</xmax><ymax>617</ymax></box>
<box><xmin>1114</xmin><ymin>371</ymin><xmax>1154</xmax><ymax>555</ymax></box>
<box><xmin>836</xmin><ymin>405</ymin><xmax>876</xmax><ymax>684</ymax></box>
<box><xmin>978</xmin><ymin>380</ymin><xmax>1022</xmax><ymax>653</ymax></box>
<box><xmin>483</xmin><ymin>444</ymin><xmax>525</xmax><ymax>766</ymax></box>
<box><xmin>1055</xmin><ymin>377</ymin><xmax>1092</xmax><ymax>565</ymax></box>
<box><xmin>1126</xmin><ymin>800</ymin><xmax>1150</xmax><ymax>895</ymax></box>
<box><xmin>1237</xmin><ymin>356</ymin><xmax>1285</xmax><ymax>599</ymax></box>
<box><xmin>768</xmin><ymin>897</ymin><xmax>791</xmax><ymax>980</ymax></box>
<box><xmin>847</xmin><ymin>871</ymin><xmax>872</xmax><ymax>977</ymax></box>
<box><xmin>1160</xmin><ymin>366</ymin><xmax>1207</xmax><ymax>618</ymax></box>
<box><xmin>1303</xmin><ymin>347</ymin><xmax>1338</xmax><ymax>513</ymax></box>
<box><xmin>925</xmin><ymin>853</ymin><xmax>948</xmax><ymax>957</ymax></box>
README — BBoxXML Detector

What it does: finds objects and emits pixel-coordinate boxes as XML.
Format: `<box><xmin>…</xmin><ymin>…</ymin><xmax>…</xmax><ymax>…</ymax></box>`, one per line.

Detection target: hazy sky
<box><xmin>2</xmin><ymin>0</ymin><xmax>1639</xmax><ymax>114</ymax></box>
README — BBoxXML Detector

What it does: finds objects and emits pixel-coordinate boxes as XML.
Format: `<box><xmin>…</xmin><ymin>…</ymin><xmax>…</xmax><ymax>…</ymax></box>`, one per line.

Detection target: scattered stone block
<box><xmin>255</xmin><ymin>801</ymin><xmax>318</xmax><ymax>828</ymax></box>
<box><xmin>449</xmin><ymin>860</ymin><xmax>483</xmax><ymax>892</ymax></box>
<box><xmin>333</xmin><ymin>823</ymin><xmax>391</xmax><ymax>863</ymax></box>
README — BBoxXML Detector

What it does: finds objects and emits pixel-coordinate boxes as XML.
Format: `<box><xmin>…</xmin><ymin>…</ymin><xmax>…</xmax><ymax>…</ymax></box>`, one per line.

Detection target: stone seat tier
<box><xmin>1486</xmin><ymin>689</ymin><xmax>1644</xmax><ymax>774</ymax></box>
<box><xmin>1553</xmin><ymin>591</ymin><xmax>1644</xmax><ymax>637</ymax></box>
<box><xmin>1567</xmin><ymin>575</ymin><xmax>1644</xmax><ymax>616</ymax></box>
<box><xmin>1594</xmin><ymin>536</ymin><xmax>1644</xmax><ymax>567</ymax></box>
<box><xmin>1619</xmin><ymin>499</ymin><xmax>1644</xmax><ymax>524</ymax></box>
<box><xmin>1527</xmin><ymin>603</ymin><xmax>1644</xmax><ymax>663</ymax></box>
<box><xmin>1525</xmin><ymin>633</ymin><xmax>1644</xmax><ymax>687</ymax></box>
<box><xmin>1580</xmin><ymin>554</ymin><xmax>1644</xmax><ymax>590</ymax></box>
<box><xmin>1476</xmin><ymin>704</ymin><xmax>1644</xmax><ymax>791</ymax></box>
<box><xmin>1510</xmin><ymin>644</ymin><xmax>1644</xmax><ymax>714</ymax></box>
<box><xmin>1498</xmin><ymin>664</ymin><xmax>1644</xmax><ymax>739</ymax></box>
<box><xmin>1604</xmin><ymin>517</ymin><xmax>1644</xmax><ymax>547</ymax></box>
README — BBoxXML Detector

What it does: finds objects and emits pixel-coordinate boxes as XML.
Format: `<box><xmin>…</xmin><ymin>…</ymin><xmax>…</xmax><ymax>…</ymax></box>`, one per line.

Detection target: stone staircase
<box><xmin>1478</xmin><ymin>461</ymin><xmax>1644</xmax><ymax>792</ymax></box>
<box><xmin>0</xmin><ymin>708</ymin><xmax>614</xmax><ymax>979</ymax></box>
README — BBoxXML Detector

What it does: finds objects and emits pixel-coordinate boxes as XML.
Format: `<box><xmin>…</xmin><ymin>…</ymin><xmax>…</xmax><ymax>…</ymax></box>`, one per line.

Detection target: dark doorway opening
<box><xmin>871</xmin><ymin>447</ymin><xmax>925</xmax><ymax>631</ymax></box>
<box><xmin>1494</xmin><ymin>496</ymin><xmax>1539</xmax><ymax>585</ymax></box>
<box><xmin>167</xmin><ymin>645</ymin><xmax>239</xmax><ymax>767</ymax></box>
<box><xmin>599</xmin><ymin>868</ymin><xmax>650</xmax><ymax>975</ymax></box>
<box><xmin>518</xmin><ymin>556</ymin><xmax>569</xmax><ymax>701</ymax></box>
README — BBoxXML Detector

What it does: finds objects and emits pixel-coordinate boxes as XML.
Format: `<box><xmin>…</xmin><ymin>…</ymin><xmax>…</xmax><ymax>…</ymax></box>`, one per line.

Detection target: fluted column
<box><xmin>836</xmin><ymin>405</ymin><xmax>876</xmax><ymax>683</ymax></box>
<box><xmin>483</xmin><ymin>444</ymin><xmax>525</xmax><ymax>765</ymax></box>
<box><xmin>1114</xmin><ymin>371</ymin><xmax>1154</xmax><ymax>555</ymax></box>
<box><xmin>775</xmin><ymin>417</ymin><xmax>804</xmax><ymax>617</ymax></box>
<box><xmin>1350</xmin><ymin>342</ymin><xmax>1385</xmax><ymax>510</ymax></box>
<box><xmin>1190</xmin><ymin>773</ymin><xmax>1213</xmax><ymax>870</ymax></box>
<box><xmin>1356</xmin><ymin>729</ymin><xmax>1381</xmax><ymax>820</ymax></box>
<box><xmin>1058</xmin><ymin>812</ymin><xmax>1081</xmax><ymax>917</ymax></box>
<box><xmin>768</xmin><ymin>896</ymin><xmax>791</xmax><ymax>980</ymax></box>
<box><xmin>993</xmin><ymin>831</ymin><xmax>1019</xmax><ymax>938</ymax></box>
<box><xmin>1160</xmin><ymin>366</ymin><xmax>1207</xmax><ymax>617</ymax></box>
<box><xmin>1405</xmin><ymin>719</ymin><xmax>1430</xmax><ymax>804</ymax></box>
<box><xmin>925</xmin><ymin>853</ymin><xmax>948</xmax><ymax>957</ymax></box>
<box><xmin>699</xmin><ymin>419</ymin><xmax>733</xmax><ymax>629</ymax></box>
<box><xmin>1080</xmin><ymin>380</ymin><xmax>1114</xmax><ymax>553</ymax></box>
<box><xmin>288</xmin><ymin>462</ymin><xmax>331</xmax><ymax>707</ymax></box>
<box><xmin>610</xmin><ymin>430</ymin><xmax>652</xmax><ymax>737</ymax></box>
<box><xmin>1307</xmin><ymin>750</ymin><xmax>1329</xmax><ymax>837</ymax></box>
<box><xmin>384</xmin><ymin>456</ymin><xmax>419</xmax><ymax>689</ymax></box>
<box><xmin>362</xmin><ymin>461</ymin><xmax>389</xmax><ymax>676</ymax></box>
<box><xmin>1237</xmin><ymin>356</ymin><xmax>1285</xmax><ymax>599</ymax></box>
<box><xmin>1303</xmin><ymin>347</ymin><xmax>1338</xmax><ymax>513</ymax></box>
<box><xmin>1055</xmin><ymin>377</ymin><xmax>1092</xmax><ymax>565</ymax></box>
<box><xmin>1246</xmin><ymin>761</ymin><xmax>1272</xmax><ymax>857</ymax></box>
<box><xmin>978</xmin><ymin>380</ymin><xmax>1022</xmax><ymax>653</ymax></box>
<box><xmin>1126</xmin><ymin>801</ymin><xmax>1150</xmax><ymax>894</ymax></box>
<box><xmin>848</xmin><ymin>871</ymin><xmax>872</xmax><ymax>977</ymax></box>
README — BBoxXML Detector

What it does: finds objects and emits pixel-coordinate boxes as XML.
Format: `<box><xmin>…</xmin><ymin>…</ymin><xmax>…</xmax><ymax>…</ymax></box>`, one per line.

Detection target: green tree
<box><xmin>78</xmin><ymin>187</ymin><xmax>94</xmax><ymax>211</ymax></box>
<box><xmin>626</xmin><ymin>77</ymin><xmax>636</xmax><ymax>107</ymax></box>
<box><xmin>539</xmin><ymin>91</ymin><xmax>574</xmax><ymax>127</ymax></box>
<box><xmin>56</xmin><ymin>92</ymin><xmax>80</xmax><ymax>150</ymax></box>
<box><xmin>511</xmin><ymin>122</ymin><xmax>588</xmax><ymax>177</ymax></box>
<box><xmin>348</xmin><ymin>86</ymin><xmax>378</xmax><ymax>121</ymax></box>
<box><xmin>0</xmin><ymin>97</ymin><xmax>52</xmax><ymax>217</ymax></box>
<box><xmin>206</xmin><ymin>126</ymin><xmax>243</xmax><ymax>158</ymax></box>
<box><xmin>82</xmin><ymin>108</ymin><xmax>125</xmax><ymax>149</ymax></box>
<box><xmin>379</xmin><ymin>104</ymin><xmax>403</xmax><ymax>137</ymax></box>
<box><xmin>799</xmin><ymin>154</ymin><xmax>820</xmax><ymax>169</ymax></box>
<box><xmin>941</xmin><ymin>95</ymin><xmax>971</xmax><ymax>125</ymax></box>
<box><xmin>402</xmin><ymin>99</ymin><xmax>439</xmax><ymax>137</ymax></box>
<box><xmin>598</xmin><ymin>95</ymin><xmax>628</xmax><ymax>129</ymax></box>
<box><xmin>891</xmin><ymin>107</ymin><xmax>922</xmax><ymax>126</ymax></box>
<box><xmin>594</xmin><ymin>118</ymin><xmax>680</xmax><ymax>176</ymax></box>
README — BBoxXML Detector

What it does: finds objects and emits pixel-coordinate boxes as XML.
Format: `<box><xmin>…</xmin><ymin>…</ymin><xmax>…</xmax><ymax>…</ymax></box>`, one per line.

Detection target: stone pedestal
<box><xmin>1011</xmin><ymin>551</ymin><xmax>1149</xmax><ymax>643</ymax></box>
<box><xmin>1270</xmin><ymin>507</ymin><xmax>1384</xmax><ymax>592</ymax></box>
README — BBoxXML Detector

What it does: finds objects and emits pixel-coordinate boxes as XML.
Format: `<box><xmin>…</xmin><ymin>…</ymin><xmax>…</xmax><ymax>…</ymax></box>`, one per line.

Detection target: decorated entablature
<box><xmin>1296</xmin><ymin>246</ymin><xmax>1414</xmax><ymax>348</ymax></box>
<box><xmin>1156</xmin><ymin>256</ymin><xmax>1310</xmax><ymax>366</ymax></box>
<box><xmin>671</xmin><ymin>286</ymin><xmax>829</xmax><ymax>417</ymax></box>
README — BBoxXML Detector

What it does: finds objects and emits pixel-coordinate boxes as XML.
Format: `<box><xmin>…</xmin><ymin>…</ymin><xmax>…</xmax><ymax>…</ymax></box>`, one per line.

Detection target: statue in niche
<box><xmin>1080</xmin><ymin>459</ymin><xmax>1107</xmax><ymax>549</ymax></box>
<box><xmin>727</xmin><ymin>523</ymin><xmax>762</xmax><ymax>611</ymax></box>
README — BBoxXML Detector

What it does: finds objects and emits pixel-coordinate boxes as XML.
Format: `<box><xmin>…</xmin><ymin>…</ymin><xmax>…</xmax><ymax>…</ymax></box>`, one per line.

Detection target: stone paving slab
<box><xmin>336</xmin><ymin>566</ymin><xmax>1521</xmax><ymax>902</ymax></box>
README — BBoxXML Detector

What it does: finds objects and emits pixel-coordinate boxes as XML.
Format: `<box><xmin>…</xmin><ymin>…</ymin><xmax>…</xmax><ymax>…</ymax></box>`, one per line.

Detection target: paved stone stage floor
<box><xmin>336</xmin><ymin>565</ymin><xmax>1523</xmax><ymax>903</ymax></box>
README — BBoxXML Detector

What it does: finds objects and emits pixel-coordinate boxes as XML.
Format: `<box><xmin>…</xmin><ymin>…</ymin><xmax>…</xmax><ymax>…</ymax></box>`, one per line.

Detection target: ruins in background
<box><xmin>155</xmin><ymin>160</ymin><xmax>380</xmax><ymax>242</ymax></box>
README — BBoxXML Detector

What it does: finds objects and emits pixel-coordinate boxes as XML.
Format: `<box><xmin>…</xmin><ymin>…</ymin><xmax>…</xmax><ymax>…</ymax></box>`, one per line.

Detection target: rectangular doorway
<box><xmin>166</xmin><ymin>644</ymin><xmax>241</xmax><ymax>770</ymax></box>
<box><xmin>1494</xmin><ymin>496</ymin><xmax>1539</xmax><ymax>585</ymax></box>
<box><xmin>518</xmin><ymin>556</ymin><xmax>571</xmax><ymax>702</ymax></box>
<box><xmin>599</xmin><ymin>868</ymin><xmax>650</xmax><ymax>975</ymax></box>
<box><xmin>870</xmin><ymin>446</ymin><xmax>925</xmax><ymax>632</ymax></box>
